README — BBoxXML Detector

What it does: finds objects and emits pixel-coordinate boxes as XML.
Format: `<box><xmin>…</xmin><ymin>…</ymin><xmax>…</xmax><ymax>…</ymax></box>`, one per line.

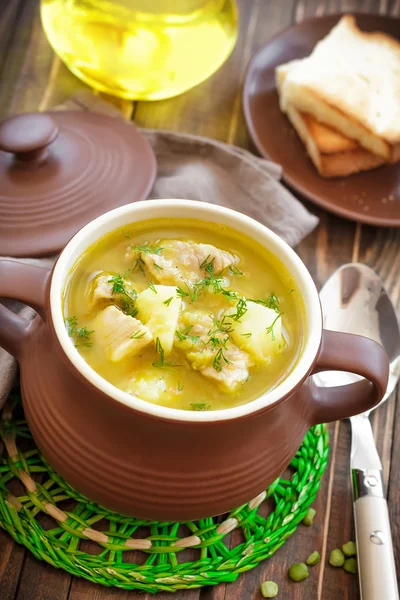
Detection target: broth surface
<box><xmin>64</xmin><ymin>218</ymin><xmax>305</xmax><ymax>411</ymax></box>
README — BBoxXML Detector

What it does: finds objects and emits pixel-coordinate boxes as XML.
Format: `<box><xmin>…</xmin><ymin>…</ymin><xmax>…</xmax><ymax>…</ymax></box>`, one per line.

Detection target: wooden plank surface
<box><xmin>0</xmin><ymin>1</ymin><xmax>399</xmax><ymax>599</ymax></box>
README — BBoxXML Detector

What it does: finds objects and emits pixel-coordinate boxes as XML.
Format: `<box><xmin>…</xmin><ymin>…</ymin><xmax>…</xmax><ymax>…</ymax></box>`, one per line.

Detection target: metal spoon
<box><xmin>314</xmin><ymin>263</ymin><xmax>400</xmax><ymax>600</ymax></box>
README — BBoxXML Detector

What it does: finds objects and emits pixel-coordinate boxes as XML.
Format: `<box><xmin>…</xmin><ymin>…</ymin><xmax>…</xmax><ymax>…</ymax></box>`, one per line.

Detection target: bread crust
<box><xmin>286</xmin><ymin>104</ymin><xmax>386</xmax><ymax>178</ymax></box>
<box><xmin>301</xmin><ymin>113</ymin><xmax>358</xmax><ymax>153</ymax></box>
<box><xmin>343</xmin><ymin>15</ymin><xmax>400</xmax><ymax>54</ymax></box>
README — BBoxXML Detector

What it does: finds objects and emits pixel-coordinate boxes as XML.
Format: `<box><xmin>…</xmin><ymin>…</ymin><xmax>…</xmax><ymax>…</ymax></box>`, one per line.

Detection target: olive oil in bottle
<box><xmin>41</xmin><ymin>0</ymin><xmax>238</xmax><ymax>100</ymax></box>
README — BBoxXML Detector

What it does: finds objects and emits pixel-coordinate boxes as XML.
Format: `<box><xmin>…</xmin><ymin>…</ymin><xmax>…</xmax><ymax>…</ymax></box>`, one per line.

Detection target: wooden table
<box><xmin>0</xmin><ymin>1</ymin><xmax>399</xmax><ymax>598</ymax></box>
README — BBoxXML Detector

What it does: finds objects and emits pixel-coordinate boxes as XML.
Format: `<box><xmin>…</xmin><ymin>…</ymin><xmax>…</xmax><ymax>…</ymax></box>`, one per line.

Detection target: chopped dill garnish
<box><xmin>177</xmin><ymin>381</ymin><xmax>183</xmax><ymax>393</ymax></box>
<box><xmin>132</xmin><ymin>256</ymin><xmax>145</xmax><ymax>275</ymax></box>
<box><xmin>288</xmin><ymin>289</ymin><xmax>294</xmax><ymax>294</ymax></box>
<box><xmin>228</xmin><ymin>297</ymin><xmax>247</xmax><ymax>322</ymax></box>
<box><xmin>241</xmin><ymin>332</ymin><xmax>252</xmax><ymax>338</ymax></box>
<box><xmin>65</xmin><ymin>316</ymin><xmax>94</xmax><ymax>348</ymax></box>
<box><xmin>148</xmin><ymin>281</ymin><xmax>157</xmax><ymax>294</ymax></box>
<box><xmin>152</xmin><ymin>337</ymin><xmax>180</xmax><ymax>369</ymax></box>
<box><xmin>133</xmin><ymin>243</ymin><xmax>163</xmax><ymax>255</ymax></box>
<box><xmin>266</xmin><ymin>312</ymin><xmax>283</xmax><ymax>341</ymax></box>
<box><xmin>176</xmin><ymin>283</ymin><xmax>198</xmax><ymax>302</ymax></box>
<box><xmin>199</xmin><ymin>254</ymin><xmax>210</xmax><ymax>268</ymax></box>
<box><xmin>181</xmin><ymin>325</ymin><xmax>194</xmax><ymax>335</ymax></box>
<box><xmin>197</xmin><ymin>258</ymin><xmax>225</xmax><ymax>295</ymax></box>
<box><xmin>221</xmin><ymin>288</ymin><xmax>239</xmax><ymax>301</ymax></box>
<box><xmin>174</xmin><ymin>259</ymin><xmax>242</xmax><ymax>304</ymax></box>
<box><xmin>278</xmin><ymin>337</ymin><xmax>287</xmax><ymax>350</ymax></box>
<box><xmin>131</xmin><ymin>330</ymin><xmax>147</xmax><ymax>340</ymax></box>
<box><xmin>208</xmin><ymin>335</ymin><xmax>220</xmax><ymax>349</ymax></box>
<box><xmin>200</xmin><ymin>255</ymin><xmax>215</xmax><ymax>273</ymax></box>
<box><xmin>130</xmin><ymin>243</ymin><xmax>163</xmax><ymax>274</ymax></box>
<box><xmin>108</xmin><ymin>274</ymin><xmax>138</xmax><ymax>317</ymax></box>
<box><xmin>267</xmin><ymin>292</ymin><xmax>280</xmax><ymax>309</ymax></box>
<box><xmin>190</xmin><ymin>402</ymin><xmax>211</xmax><ymax>411</ymax></box>
<box><xmin>176</xmin><ymin>329</ymin><xmax>200</xmax><ymax>343</ymax></box>
<box><xmin>152</xmin><ymin>337</ymin><xmax>165</xmax><ymax>368</ymax></box>
<box><xmin>211</xmin><ymin>317</ymin><xmax>234</xmax><ymax>334</ymax></box>
<box><xmin>228</xmin><ymin>265</ymin><xmax>243</xmax><ymax>276</ymax></box>
<box><xmin>163</xmin><ymin>297</ymin><xmax>174</xmax><ymax>306</ymax></box>
<box><xmin>204</xmin><ymin>318</ymin><xmax>232</xmax><ymax>353</ymax></box>
<box><xmin>208</xmin><ymin>334</ymin><xmax>229</xmax><ymax>350</ymax></box>
<box><xmin>153</xmin><ymin>263</ymin><xmax>163</xmax><ymax>272</ymax></box>
<box><xmin>201</xmin><ymin>270</ymin><xmax>224</xmax><ymax>295</ymax></box>
<box><xmin>199</xmin><ymin>259</ymin><xmax>239</xmax><ymax>300</ymax></box>
<box><xmin>122</xmin><ymin>301</ymin><xmax>138</xmax><ymax>318</ymax></box>
<box><xmin>212</xmin><ymin>347</ymin><xmax>232</xmax><ymax>372</ymax></box>
<box><xmin>121</xmin><ymin>229</ymin><xmax>131</xmax><ymax>239</ymax></box>
<box><xmin>248</xmin><ymin>292</ymin><xmax>280</xmax><ymax>313</ymax></box>
<box><xmin>176</xmin><ymin>286</ymin><xmax>189</xmax><ymax>299</ymax></box>
<box><xmin>109</xmin><ymin>273</ymin><xmax>126</xmax><ymax>295</ymax></box>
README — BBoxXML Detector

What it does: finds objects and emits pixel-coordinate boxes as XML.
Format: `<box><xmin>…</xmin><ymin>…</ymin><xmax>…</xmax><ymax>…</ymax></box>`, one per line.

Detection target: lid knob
<box><xmin>0</xmin><ymin>113</ymin><xmax>59</xmax><ymax>163</ymax></box>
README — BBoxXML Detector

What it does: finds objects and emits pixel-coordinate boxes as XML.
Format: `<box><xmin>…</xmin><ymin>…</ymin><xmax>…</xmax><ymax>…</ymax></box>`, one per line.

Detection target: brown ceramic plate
<box><xmin>243</xmin><ymin>13</ymin><xmax>400</xmax><ymax>227</ymax></box>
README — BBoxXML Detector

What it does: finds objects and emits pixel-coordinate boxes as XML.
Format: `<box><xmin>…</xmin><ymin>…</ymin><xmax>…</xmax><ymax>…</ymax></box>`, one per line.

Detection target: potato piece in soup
<box><xmin>136</xmin><ymin>285</ymin><xmax>181</xmax><ymax>355</ymax></box>
<box><xmin>228</xmin><ymin>301</ymin><xmax>284</xmax><ymax>364</ymax></box>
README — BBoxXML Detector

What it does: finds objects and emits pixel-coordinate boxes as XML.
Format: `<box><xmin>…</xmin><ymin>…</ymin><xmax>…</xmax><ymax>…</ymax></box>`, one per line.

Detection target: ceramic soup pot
<box><xmin>0</xmin><ymin>200</ymin><xmax>389</xmax><ymax>521</ymax></box>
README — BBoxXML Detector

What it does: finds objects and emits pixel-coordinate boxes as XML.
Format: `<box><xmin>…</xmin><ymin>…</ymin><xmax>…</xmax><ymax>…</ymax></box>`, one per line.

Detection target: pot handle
<box><xmin>0</xmin><ymin>259</ymin><xmax>51</xmax><ymax>359</ymax></box>
<box><xmin>309</xmin><ymin>329</ymin><xmax>389</xmax><ymax>424</ymax></box>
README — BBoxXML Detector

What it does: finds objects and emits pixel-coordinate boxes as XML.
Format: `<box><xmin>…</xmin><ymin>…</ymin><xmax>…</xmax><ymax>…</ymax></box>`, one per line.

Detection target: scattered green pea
<box><xmin>261</xmin><ymin>580</ymin><xmax>279</xmax><ymax>598</ymax></box>
<box><xmin>306</xmin><ymin>550</ymin><xmax>321</xmax><ymax>566</ymax></box>
<box><xmin>344</xmin><ymin>557</ymin><xmax>358</xmax><ymax>574</ymax></box>
<box><xmin>329</xmin><ymin>549</ymin><xmax>345</xmax><ymax>567</ymax></box>
<box><xmin>303</xmin><ymin>507</ymin><xmax>316</xmax><ymax>527</ymax></box>
<box><xmin>342</xmin><ymin>541</ymin><xmax>357</xmax><ymax>557</ymax></box>
<box><xmin>289</xmin><ymin>562</ymin><xmax>309</xmax><ymax>582</ymax></box>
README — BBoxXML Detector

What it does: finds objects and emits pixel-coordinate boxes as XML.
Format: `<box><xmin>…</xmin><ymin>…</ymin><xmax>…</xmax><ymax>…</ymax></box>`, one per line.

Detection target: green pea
<box><xmin>329</xmin><ymin>549</ymin><xmax>345</xmax><ymax>567</ymax></box>
<box><xmin>342</xmin><ymin>541</ymin><xmax>357</xmax><ymax>557</ymax></box>
<box><xmin>306</xmin><ymin>551</ymin><xmax>321</xmax><ymax>566</ymax></box>
<box><xmin>303</xmin><ymin>507</ymin><xmax>316</xmax><ymax>527</ymax></box>
<box><xmin>344</xmin><ymin>557</ymin><xmax>358</xmax><ymax>574</ymax></box>
<box><xmin>261</xmin><ymin>580</ymin><xmax>279</xmax><ymax>598</ymax></box>
<box><xmin>289</xmin><ymin>562</ymin><xmax>309</xmax><ymax>582</ymax></box>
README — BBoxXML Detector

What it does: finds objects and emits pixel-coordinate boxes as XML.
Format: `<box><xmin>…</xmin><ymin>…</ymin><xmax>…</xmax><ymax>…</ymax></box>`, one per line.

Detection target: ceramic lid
<box><xmin>0</xmin><ymin>111</ymin><xmax>157</xmax><ymax>257</ymax></box>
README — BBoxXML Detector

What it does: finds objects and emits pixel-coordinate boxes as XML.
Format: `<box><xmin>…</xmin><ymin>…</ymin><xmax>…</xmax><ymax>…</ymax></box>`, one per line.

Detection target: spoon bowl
<box><xmin>314</xmin><ymin>262</ymin><xmax>400</xmax><ymax>415</ymax></box>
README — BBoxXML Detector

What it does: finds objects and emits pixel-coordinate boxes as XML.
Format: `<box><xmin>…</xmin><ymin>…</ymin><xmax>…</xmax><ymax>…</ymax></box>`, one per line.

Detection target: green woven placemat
<box><xmin>0</xmin><ymin>395</ymin><xmax>329</xmax><ymax>594</ymax></box>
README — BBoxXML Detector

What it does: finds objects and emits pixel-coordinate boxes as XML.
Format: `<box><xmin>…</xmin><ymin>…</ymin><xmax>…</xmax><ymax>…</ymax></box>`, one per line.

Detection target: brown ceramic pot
<box><xmin>0</xmin><ymin>200</ymin><xmax>389</xmax><ymax>521</ymax></box>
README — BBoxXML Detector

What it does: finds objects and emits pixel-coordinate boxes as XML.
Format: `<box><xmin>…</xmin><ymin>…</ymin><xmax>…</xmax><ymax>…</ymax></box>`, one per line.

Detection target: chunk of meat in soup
<box><xmin>89</xmin><ymin>272</ymin><xmax>135</xmax><ymax>308</ymax></box>
<box><xmin>133</xmin><ymin>241</ymin><xmax>237</xmax><ymax>285</ymax></box>
<box><xmin>179</xmin><ymin>310</ymin><xmax>214</xmax><ymax>338</ymax></box>
<box><xmin>176</xmin><ymin>310</ymin><xmax>251</xmax><ymax>393</ymax></box>
<box><xmin>188</xmin><ymin>346</ymin><xmax>250</xmax><ymax>393</ymax></box>
<box><xmin>94</xmin><ymin>306</ymin><xmax>152</xmax><ymax>362</ymax></box>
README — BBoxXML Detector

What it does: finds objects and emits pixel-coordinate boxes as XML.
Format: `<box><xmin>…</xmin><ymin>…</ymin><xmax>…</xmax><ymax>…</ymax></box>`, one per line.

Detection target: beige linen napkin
<box><xmin>0</xmin><ymin>91</ymin><xmax>318</xmax><ymax>407</ymax></box>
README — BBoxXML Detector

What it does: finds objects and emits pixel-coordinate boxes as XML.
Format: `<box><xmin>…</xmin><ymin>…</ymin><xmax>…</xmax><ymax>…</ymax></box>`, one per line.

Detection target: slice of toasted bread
<box><xmin>277</xmin><ymin>60</ymin><xmax>358</xmax><ymax>153</ymax></box>
<box><xmin>279</xmin><ymin>16</ymin><xmax>400</xmax><ymax>161</ymax></box>
<box><xmin>276</xmin><ymin>59</ymin><xmax>386</xmax><ymax>176</ymax></box>
<box><xmin>300</xmin><ymin>113</ymin><xmax>357</xmax><ymax>154</ymax></box>
<box><xmin>285</xmin><ymin>104</ymin><xmax>386</xmax><ymax>177</ymax></box>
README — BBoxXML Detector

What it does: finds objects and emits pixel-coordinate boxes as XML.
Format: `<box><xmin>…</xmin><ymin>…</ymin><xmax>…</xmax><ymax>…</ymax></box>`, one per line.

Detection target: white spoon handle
<box><xmin>354</xmin><ymin>495</ymin><xmax>399</xmax><ymax>600</ymax></box>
